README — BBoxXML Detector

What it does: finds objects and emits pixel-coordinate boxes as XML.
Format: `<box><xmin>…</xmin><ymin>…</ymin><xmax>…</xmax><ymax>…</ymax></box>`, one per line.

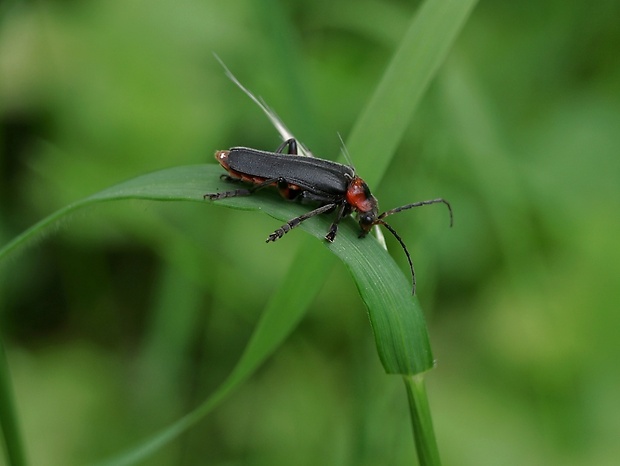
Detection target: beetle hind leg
<box><xmin>204</xmin><ymin>177</ymin><xmax>281</xmax><ymax>201</ymax></box>
<box><xmin>204</xmin><ymin>189</ymin><xmax>251</xmax><ymax>200</ymax></box>
<box><xmin>274</xmin><ymin>138</ymin><xmax>298</xmax><ymax>155</ymax></box>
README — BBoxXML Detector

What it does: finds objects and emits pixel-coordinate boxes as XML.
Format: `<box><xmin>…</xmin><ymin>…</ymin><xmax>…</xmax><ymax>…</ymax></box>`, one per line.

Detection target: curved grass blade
<box><xmin>0</xmin><ymin>0</ymin><xmax>477</xmax><ymax>463</ymax></box>
<box><xmin>0</xmin><ymin>165</ymin><xmax>433</xmax><ymax>373</ymax></box>
<box><xmin>0</xmin><ymin>164</ymin><xmax>433</xmax><ymax>464</ymax></box>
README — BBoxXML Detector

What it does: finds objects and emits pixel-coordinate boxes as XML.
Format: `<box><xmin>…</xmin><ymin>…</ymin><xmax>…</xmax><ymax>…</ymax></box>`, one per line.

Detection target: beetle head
<box><xmin>346</xmin><ymin>177</ymin><xmax>379</xmax><ymax>233</ymax></box>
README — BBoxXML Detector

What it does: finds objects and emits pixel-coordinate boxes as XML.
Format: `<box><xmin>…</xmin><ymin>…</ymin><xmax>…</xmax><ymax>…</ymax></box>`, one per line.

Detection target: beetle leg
<box><xmin>204</xmin><ymin>177</ymin><xmax>282</xmax><ymax>200</ymax></box>
<box><xmin>219</xmin><ymin>174</ymin><xmax>243</xmax><ymax>183</ymax></box>
<box><xmin>266</xmin><ymin>203</ymin><xmax>336</xmax><ymax>243</ymax></box>
<box><xmin>274</xmin><ymin>138</ymin><xmax>298</xmax><ymax>155</ymax></box>
<box><xmin>275</xmin><ymin>178</ymin><xmax>303</xmax><ymax>200</ymax></box>
<box><xmin>324</xmin><ymin>202</ymin><xmax>350</xmax><ymax>243</ymax></box>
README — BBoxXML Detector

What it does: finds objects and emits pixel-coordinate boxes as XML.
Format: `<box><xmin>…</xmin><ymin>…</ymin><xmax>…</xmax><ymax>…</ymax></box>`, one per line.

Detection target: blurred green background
<box><xmin>1</xmin><ymin>0</ymin><xmax>619</xmax><ymax>465</ymax></box>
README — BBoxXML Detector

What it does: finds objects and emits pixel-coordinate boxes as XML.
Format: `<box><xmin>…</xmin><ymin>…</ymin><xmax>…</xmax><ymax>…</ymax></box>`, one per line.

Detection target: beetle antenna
<box><xmin>336</xmin><ymin>132</ymin><xmax>356</xmax><ymax>172</ymax></box>
<box><xmin>379</xmin><ymin>198</ymin><xmax>453</xmax><ymax>227</ymax></box>
<box><xmin>377</xmin><ymin>220</ymin><xmax>416</xmax><ymax>295</ymax></box>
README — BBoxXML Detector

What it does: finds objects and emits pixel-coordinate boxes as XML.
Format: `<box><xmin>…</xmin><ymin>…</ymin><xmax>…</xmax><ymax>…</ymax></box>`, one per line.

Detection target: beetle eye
<box><xmin>359</xmin><ymin>212</ymin><xmax>375</xmax><ymax>230</ymax></box>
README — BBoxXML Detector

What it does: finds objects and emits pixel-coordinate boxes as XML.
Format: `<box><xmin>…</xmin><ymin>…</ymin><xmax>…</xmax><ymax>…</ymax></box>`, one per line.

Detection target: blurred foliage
<box><xmin>1</xmin><ymin>0</ymin><xmax>619</xmax><ymax>465</ymax></box>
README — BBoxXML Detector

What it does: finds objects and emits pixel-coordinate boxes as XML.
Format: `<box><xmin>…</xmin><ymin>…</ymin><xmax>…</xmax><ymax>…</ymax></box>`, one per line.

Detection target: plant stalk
<box><xmin>404</xmin><ymin>374</ymin><xmax>441</xmax><ymax>466</ymax></box>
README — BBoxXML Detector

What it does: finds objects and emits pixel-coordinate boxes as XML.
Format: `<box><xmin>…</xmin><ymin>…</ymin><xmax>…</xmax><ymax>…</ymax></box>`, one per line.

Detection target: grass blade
<box><xmin>0</xmin><ymin>1</ymin><xmax>477</xmax><ymax>464</ymax></box>
<box><xmin>0</xmin><ymin>340</ymin><xmax>27</xmax><ymax>466</ymax></box>
<box><xmin>348</xmin><ymin>0</ymin><xmax>478</xmax><ymax>181</ymax></box>
<box><xmin>0</xmin><ymin>164</ymin><xmax>435</xmax><ymax>465</ymax></box>
<box><xmin>404</xmin><ymin>375</ymin><xmax>441</xmax><ymax>466</ymax></box>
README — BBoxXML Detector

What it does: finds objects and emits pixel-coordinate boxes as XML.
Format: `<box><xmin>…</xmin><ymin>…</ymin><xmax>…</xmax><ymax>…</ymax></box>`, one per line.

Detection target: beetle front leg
<box><xmin>266</xmin><ymin>203</ymin><xmax>336</xmax><ymax>243</ymax></box>
<box><xmin>324</xmin><ymin>203</ymin><xmax>349</xmax><ymax>243</ymax></box>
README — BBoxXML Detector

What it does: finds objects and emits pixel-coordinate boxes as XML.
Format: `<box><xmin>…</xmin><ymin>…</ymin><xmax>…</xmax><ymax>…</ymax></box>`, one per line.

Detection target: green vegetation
<box><xmin>1</xmin><ymin>0</ymin><xmax>619</xmax><ymax>465</ymax></box>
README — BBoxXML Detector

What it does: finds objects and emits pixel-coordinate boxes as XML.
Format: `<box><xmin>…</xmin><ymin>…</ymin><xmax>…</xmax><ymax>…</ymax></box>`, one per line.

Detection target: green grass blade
<box><xmin>347</xmin><ymin>0</ymin><xmax>478</xmax><ymax>181</ymax></box>
<box><xmin>94</xmin><ymin>236</ymin><xmax>329</xmax><ymax>466</ymax></box>
<box><xmin>0</xmin><ymin>340</ymin><xmax>27</xmax><ymax>466</ymax></box>
<box><xmin>0</xmin><ymin>164</ymin><xmax>434</xmax><ymax>465</ymax></box>
<box><xmin>0</xmin><ymin>1</ymin><xmax>476</xmax><ymax>463</ymax></box>
<box><xmin>404</xmin><ymin>375</ymin><xmax>441</xmax><ymax>466</ymax></box>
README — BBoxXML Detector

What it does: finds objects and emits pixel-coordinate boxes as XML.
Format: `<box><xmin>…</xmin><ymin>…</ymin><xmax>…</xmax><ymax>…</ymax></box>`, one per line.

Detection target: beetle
<box><xmin>204</xmin><ymin>138</ymin><xmax>452</xmax><ymax>294</ymax></box>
